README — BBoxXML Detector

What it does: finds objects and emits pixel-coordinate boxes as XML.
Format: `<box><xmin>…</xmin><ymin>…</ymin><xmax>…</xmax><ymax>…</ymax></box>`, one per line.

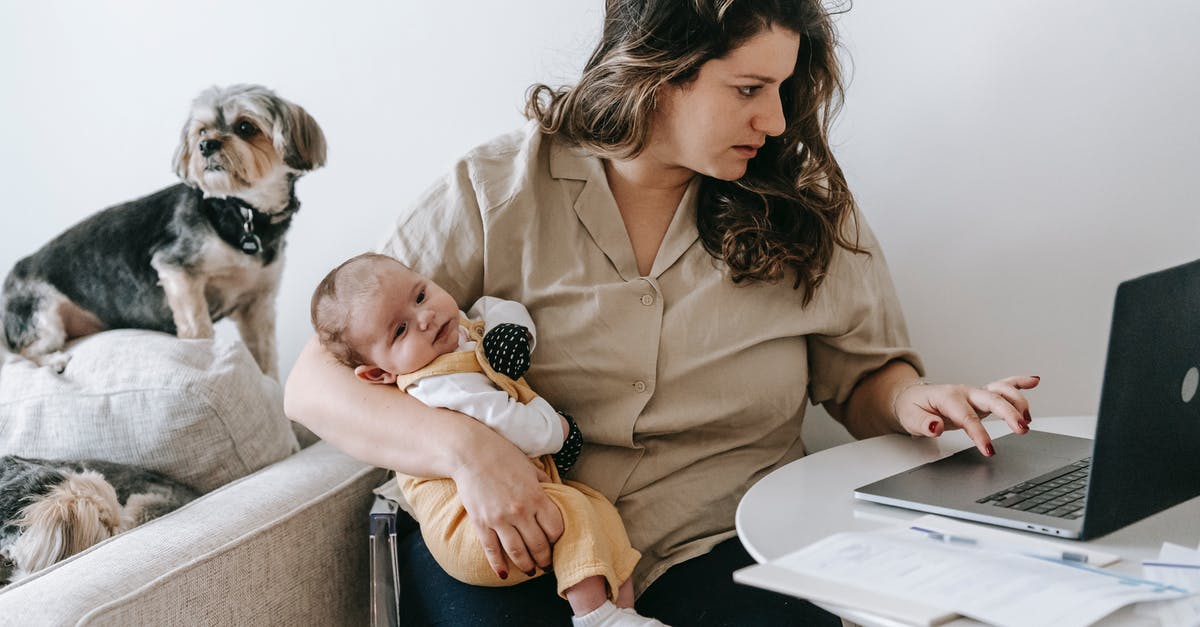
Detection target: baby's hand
<box><xmin>552</xmin><ymin>412</ymin><xmax>583</xmax><ymax>474</ymax></box>
<box><xmin>482</xmin><ymin>323</ymin><xmax>532</xmax><ymax>380</ymax></box>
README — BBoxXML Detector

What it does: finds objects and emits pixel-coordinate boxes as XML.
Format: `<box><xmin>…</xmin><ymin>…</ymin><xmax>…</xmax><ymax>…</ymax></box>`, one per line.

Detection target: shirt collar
<box><xmin>549</xmin><ymin>136</ymin><xmax>700</xmax><ymax>280</ymax></box>
<box><xmin>549</xmin><ymin>137</ymin><xmax>599</xmax><ymax>181</ymax></box>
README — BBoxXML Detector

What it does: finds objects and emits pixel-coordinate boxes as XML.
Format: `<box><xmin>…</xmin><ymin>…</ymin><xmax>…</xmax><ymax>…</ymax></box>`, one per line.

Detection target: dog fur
<box><xmin>0</xmin><ymin>84</ymin><xmax>326</xmax><ymax>378</ymax></box>
<box><xmin>0</xmin><ymin>455</ymin><xmax>199</xmax><ymax>586</ymax></box>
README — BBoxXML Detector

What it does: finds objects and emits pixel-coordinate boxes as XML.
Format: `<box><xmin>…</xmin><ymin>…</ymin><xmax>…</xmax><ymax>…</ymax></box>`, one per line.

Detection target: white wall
<box><xmin>3</xmin><ymin>2</ymin><xmax>1197</xmax><ymax>447</ymax></box>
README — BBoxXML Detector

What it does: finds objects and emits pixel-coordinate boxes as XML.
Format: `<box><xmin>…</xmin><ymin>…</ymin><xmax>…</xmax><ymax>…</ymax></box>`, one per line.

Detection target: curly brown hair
<box><xmin>526</xmin><ymin>0</ymin><xmax>863</xmax><ymax>304</ymax></box>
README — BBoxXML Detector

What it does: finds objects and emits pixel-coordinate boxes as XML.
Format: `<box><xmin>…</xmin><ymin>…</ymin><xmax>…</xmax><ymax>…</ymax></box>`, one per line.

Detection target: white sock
<box><xmin>571</xmin><ymin>601</ymin><xmax>669</xmax><ymax>627</ymax></box>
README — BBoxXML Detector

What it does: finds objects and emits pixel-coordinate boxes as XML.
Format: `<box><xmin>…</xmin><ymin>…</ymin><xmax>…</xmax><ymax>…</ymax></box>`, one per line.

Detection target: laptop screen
<box><xmin>1082</xmin><ymin>258</ymin><xmax>1200</xmax><ymax>538</ymax></box>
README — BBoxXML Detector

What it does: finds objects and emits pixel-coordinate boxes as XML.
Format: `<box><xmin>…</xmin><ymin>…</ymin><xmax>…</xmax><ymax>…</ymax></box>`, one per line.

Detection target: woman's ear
<box><xmin>354</xmin><ymin>365</ymin><xmax>397</xmax><ymax>385</ymax></box>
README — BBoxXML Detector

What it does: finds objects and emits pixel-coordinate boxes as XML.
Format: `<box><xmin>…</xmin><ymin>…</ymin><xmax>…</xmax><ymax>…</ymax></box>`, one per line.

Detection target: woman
<box><xmin>286</xmin><ymin>1</ymin><xmax>1037</xmax><ymax>624</ymax></box>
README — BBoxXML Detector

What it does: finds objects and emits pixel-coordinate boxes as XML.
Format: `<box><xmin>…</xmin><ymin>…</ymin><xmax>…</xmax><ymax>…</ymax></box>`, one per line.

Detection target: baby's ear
<box><xmin>354</xmin><ymin>365</ymin><xmax>397</xmax><ymax>385</ymax></box>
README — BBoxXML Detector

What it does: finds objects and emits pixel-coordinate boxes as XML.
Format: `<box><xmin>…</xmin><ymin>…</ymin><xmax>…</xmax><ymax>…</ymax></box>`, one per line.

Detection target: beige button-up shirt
<box><xmin>380</xmin><ymin>123</ymin><xmax>922</xmax><ymax>594</ymax></box>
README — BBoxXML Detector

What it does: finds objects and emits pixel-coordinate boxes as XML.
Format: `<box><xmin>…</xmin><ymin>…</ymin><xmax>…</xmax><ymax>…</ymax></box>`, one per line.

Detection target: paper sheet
<box><xmin>734</xmin><ymin>562</ymin><xmax>956</xmax><ymax>626</ymax></box>
<box><xmin>764</xmin><ymin>527</ymin><xmax>1191</xmax><ymax>627</ymax></box>
<box><xmin>1137</xmin><ymin>542</ymin><xmax>1200</xmax><ymax>626</ymax></box>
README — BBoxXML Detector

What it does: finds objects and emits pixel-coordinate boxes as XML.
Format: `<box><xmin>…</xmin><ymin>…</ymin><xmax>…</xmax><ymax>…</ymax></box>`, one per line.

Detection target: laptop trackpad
<box><xmin>856</xmin><ymin>431</ymin><xmax>1093</xmax><ymax>506</ymax></box>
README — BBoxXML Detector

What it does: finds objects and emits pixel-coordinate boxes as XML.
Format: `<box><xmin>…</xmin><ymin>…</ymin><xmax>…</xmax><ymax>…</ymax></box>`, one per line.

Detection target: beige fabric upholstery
<box><xmin>0</xmin><ymin>441</ymin><xmax>385</xmax><ymax>626</ymax></box>
<box><xmin>0</xmin><ymin>329</ymin><xmax>298</xmax><ymax>493</ymax></box>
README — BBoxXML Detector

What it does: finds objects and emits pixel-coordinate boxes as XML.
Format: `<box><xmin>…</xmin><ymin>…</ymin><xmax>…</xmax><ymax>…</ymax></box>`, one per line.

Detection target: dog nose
<box><xmin>199</xmin><ymin>139</ymin><xmax>222</xmax><ymax>157</ymax></box>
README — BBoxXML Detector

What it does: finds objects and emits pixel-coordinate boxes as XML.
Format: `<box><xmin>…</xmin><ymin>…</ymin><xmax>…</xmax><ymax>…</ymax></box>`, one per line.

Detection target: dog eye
<box><xmin>234</xmin><ymin>120</ymin><xmax>259</xmax><ymax>138</ymax></box>
<box><xmin>394</xmin><ymin>323</ymin><xmax>407</xmax><ymax>338</ymax></box>
<box><xmin>416</xmin><ymin>290</ymin><xmax>426</xmax><ymax>305</ymax></box>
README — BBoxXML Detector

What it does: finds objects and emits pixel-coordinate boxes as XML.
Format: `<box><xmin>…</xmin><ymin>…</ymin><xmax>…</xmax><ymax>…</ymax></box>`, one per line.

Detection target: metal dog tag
<box><xmin>239</xmin><ymin>206</ymin><xmax>262</xmax><ymax>255</ymax></box>
<box><xmin>240</xmin><ymin>233</ymin><xmax>262</xmax><ymax>255</ymax></box>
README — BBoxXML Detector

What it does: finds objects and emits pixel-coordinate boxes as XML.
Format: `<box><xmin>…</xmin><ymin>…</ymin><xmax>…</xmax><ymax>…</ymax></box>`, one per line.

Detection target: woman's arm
<box><xmin>826</xmin><ymin>360</ymin><xmax>1039</xmax><ymax>456</ymax></box>
<box><xmin>284</xmin><ymin>335</ymin><xmax>565</xmax><ymax>576</ymax></box>
<box><xmin>285</xmin><ymin>336</ymin><xmax>471</xmax><ymax>473</ymax></box>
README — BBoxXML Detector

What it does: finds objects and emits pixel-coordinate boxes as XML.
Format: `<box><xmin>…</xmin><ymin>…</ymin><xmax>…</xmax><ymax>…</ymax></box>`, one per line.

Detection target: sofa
<box><xmin>0</xmin><ymin>330</ymin><xmax>388</xmax><ymax>625</ymax></box>
<box><xmin>0</xmin><ymin>329</ymin><xmax>859</xmax><ymax>626</ymax></box>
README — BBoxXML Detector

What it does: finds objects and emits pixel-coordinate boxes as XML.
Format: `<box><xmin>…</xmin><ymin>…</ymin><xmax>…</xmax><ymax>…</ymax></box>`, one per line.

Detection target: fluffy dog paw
<box><xmin>41</xmin><ymin>352</ymin><xmax>72</xmax><ymax>374</ymax></box>
<box><xmin>24</xmin><ymin>351</ymin><xmax>71</xmax><ymax>374</ymax></box>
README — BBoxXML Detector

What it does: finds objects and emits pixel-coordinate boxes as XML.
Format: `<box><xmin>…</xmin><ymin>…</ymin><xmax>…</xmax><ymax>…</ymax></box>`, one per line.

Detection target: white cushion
<box><xmin>0</xmin><ymin>329</ymin><xmax>298</xmax><ymax>494</ymax></box>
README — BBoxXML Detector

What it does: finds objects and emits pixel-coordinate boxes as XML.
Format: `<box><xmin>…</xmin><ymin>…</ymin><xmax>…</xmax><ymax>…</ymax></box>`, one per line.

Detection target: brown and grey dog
<box><xmin>0</xmin><ymin>84</ymin><xmax>326</xmax><ymax>378</ymax></box>
<box><xmin>0</xmin><ymin>455</ymin><xmax>199</xmax><ymax>586</ymax></box>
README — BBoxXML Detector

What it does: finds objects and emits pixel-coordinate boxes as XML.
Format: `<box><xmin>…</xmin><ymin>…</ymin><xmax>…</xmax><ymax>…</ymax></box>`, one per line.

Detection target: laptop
<box><xmin>854</xmin><ymin>258</ymin><xmax>1200</xmax><ymax>540</ymax></box>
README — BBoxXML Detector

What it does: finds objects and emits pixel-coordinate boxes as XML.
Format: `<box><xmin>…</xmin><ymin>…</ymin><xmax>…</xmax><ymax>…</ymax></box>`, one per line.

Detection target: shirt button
<box><xmin>640</xmin><ymin>294</ymin><xmax>654</xmax><ymax>306</ymax></box>
<box><xmin>633</xmin><ymin>381</ymin><xmax>647</xmax><ymax>393</ymax></box>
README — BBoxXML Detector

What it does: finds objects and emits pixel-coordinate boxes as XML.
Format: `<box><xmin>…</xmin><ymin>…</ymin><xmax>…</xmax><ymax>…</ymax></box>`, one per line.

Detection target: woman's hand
<box><xmin>893</xmin><ymin>375</ymin><xmax>1040</xmax><ymax>456</ymax></box>
<box><xmin>452</xmin><ymin>438</ymin><xmax>565</xmax><ymax>579</ymax></box>
<box><xmin>285</xmin><ymin>336</ymin><xmax>565</xmax><ymax>577</ymax></box>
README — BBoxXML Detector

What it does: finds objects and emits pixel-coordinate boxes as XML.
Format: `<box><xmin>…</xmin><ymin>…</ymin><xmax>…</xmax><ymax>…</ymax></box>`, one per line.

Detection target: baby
<box><xmin>311</xmin><ymin>252</ymin><xmax>662</xmax><ymax>627</ymax></box>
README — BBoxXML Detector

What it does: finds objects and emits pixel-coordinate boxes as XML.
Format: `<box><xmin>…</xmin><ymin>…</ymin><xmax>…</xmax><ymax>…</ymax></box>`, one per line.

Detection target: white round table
<box><xmin>736</xmin><ymin>416</ymin><xmax>1200</xmax><ymax>626</ymax></box>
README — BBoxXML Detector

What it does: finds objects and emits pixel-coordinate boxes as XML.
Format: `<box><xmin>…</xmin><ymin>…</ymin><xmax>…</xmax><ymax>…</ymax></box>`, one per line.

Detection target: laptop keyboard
<box><xmin>976</xmin><ymin>458</ymin><xmax>1090</xmax><ymax>519</ymax></box>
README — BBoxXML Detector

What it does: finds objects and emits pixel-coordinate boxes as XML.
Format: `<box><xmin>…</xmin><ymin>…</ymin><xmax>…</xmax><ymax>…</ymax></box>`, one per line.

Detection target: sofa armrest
<box><xmin>0</xmin><ymin>441</ymin><xmax>387</xmax><ymax>626</ymax></box>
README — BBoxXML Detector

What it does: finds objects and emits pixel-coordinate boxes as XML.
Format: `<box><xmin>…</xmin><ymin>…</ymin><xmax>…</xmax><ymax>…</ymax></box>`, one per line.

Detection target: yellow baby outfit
<box><xmin>390</xmin><ymin>319</ymin><xmax>640</xmax><ymax>600</ymax></box>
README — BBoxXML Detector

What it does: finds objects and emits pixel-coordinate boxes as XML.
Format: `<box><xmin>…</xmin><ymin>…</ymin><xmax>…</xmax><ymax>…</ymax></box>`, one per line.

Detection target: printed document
<box><xmin>1137</xmin><ymin>542</ymin><xmax>1200</xmax><ymax>626</ymax></box>
<box><xmin>739</xmin><ymin>524</ymin><xmax>1192</xmax><ymax>627</ymax></box>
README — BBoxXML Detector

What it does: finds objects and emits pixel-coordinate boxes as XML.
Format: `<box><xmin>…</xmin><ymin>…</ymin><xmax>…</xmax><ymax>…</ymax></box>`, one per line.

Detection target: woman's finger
<box><xmin>936</xmin><ymin>394</ymin><xmax>995</xmax><ymax>456</ymax></box>
<box><xmin>899</xmin><ymin>405</ymin><xmax>945</xmax><ymax>437</ymax></box>
<box><xmin>924</xmin><ymin>413</ymin><xmax>946</xmax><ymax>437</ymax></box>
<box><xmin>968</xmin><ymin>387</ymin><xmax>1027</xmax><ymax>435</ymax></box>
<box><xmin>984</xmin><ymin>381</ymin><xmax>1032</xmax><ymax>424</ymax></box>
<box><xmin>991</xmin><ymin>374</ymin><xmax>1041</xmax><ymax>392</ymax></box>
<box><xmin>476</xmin><ymin>525</ymin><xmax>511</xmax><ymax>580</ymax></box>
<box><xmin>494</xmin><ymin>524</ymin><xmax>536</xmax><ymax>576</ymax></box>
<box><xmin>535</xmin><ymin>503</ymin><xmax>565</xmax><ymax>545</ymax></box>
<box><xmin>515</xmin><ymin>517</ymin><xmax>554</xmax><ymax>569</ymax></box>
<box><xmin>891</xmin><ymin>380</ymin><xmax>944</xmax><ymax>437</ymax></box>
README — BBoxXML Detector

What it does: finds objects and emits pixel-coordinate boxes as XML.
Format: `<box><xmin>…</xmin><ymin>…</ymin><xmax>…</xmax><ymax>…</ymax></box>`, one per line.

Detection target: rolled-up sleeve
<box><xmin>806</xmin><ymin>211</ymin><xmax>925</xmax><ymax>406</ymax></box>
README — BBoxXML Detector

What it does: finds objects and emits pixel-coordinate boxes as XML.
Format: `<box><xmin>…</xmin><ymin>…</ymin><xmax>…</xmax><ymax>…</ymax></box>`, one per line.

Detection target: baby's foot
<box><xmin>571</xmin><ymin>601</ymin><xmax>669</xmax><ymax>627</ymax></box>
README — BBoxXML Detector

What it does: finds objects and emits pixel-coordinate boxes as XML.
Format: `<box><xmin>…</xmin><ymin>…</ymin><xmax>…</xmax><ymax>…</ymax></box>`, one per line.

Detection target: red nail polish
<box><xmin>498</xmin><ymin>570</ymin><xmax>508</xmax><ymax>580</ymax></box>
<box><xmin>985</xmin><ymin>444</ymin><xmax>996</xmax><ymax>457</ymax></box>
<box><xmin>928</xmin><ymin>421</ymin><xmax>939</xmax><ymax>435</ymax></box>
<box><xmin>524</xmin><ymin>569</ymin><xmax>535</xmax><ymax>577</ymax></box>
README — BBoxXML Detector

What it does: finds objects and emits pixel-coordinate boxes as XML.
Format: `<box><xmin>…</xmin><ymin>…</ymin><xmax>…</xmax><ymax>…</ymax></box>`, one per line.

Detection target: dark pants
<box><xmin>397</xmin><ymin>531</ymin><xmax>840</xmax><ymax>626</ymax></box>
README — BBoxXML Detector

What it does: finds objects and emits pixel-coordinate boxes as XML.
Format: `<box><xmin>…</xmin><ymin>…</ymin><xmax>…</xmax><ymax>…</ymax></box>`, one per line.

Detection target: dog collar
<box><xmin>222</xmin><ymin>196</ymin><xmax>299</xmax><ymax>256</ymax></box>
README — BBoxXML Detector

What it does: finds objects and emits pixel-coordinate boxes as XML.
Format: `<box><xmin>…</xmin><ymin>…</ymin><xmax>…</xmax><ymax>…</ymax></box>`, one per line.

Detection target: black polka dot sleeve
<box><xmin>482</xmin><ymin>323</ymin><xmax>532</xmax><ymax>380</ymax></box>
<box><xmin>553</xmin><ymin>412</ymin><xmax>584</xmax><ymax>475</ymax></box>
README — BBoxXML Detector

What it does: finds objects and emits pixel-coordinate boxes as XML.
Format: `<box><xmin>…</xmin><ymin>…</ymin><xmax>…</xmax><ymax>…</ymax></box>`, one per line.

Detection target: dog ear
<box><xmin>172</xmin><ymin>117</ymin><xmax>195</xmax><ymax>183</ymax></box>
<box><xmin>273</xmin><ymin>101</ymin><xmax>327</xmax><ymax>172</ymax></box>
<box><xmin>9</xmin><ymin>472</ymin><xmax>122</xmax><ymax>579</ymax></box>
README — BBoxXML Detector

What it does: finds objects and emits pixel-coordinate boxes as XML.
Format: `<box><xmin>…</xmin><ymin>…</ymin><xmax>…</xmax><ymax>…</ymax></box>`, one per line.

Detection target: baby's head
<box><xmin>310</xmin><ymin>253</ymin><xmax>462</xmax><ymax>384</ymax></box>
